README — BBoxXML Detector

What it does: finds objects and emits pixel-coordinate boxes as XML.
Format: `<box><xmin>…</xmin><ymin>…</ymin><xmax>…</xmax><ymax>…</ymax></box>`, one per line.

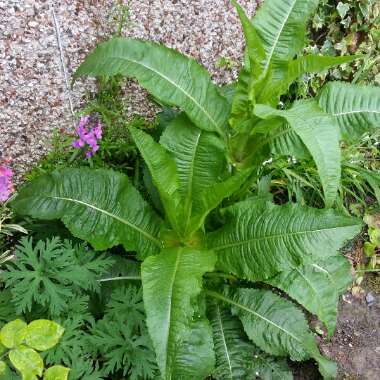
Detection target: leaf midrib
<box><xmin>51</xmin><ymin>196</ymin><xmax>162</xmax><ymax>247</ymax></box>
<box><xmin>183</xmin><ymin>130</ymin><xmax>202</xmax><ymax>231</ymax></box>
<box><xmin>333</xmin><ymin>109</ymin><xmax>380</xmax><ymax>117</ymax></box>
<box><xmin>215</xmin><ymin>304</ymin><xmax>234</xmax><ymax>380</ymax></box>
<box><xmin>162</xmin><ymin>250</ymin><xmax>181</xmax><ymax>376</ymax></box>
<box><xmin>109</xmin><ymin>55</ymin><xmax>222</xmax><ymax>134</ymax></box>
<box><xmin>262</xmin><ymin>0</ymin><xmax>298</xmax><ymax>75</ymax></box>
<box><xmin>211</xmin><ymin>224</ymin><xmax>354</xmax><ymax>251</ymax></box>
<box><xmin>207</xmin><ymin>290</ymin><xmax>302</xmax><ymax>344</ymax></box>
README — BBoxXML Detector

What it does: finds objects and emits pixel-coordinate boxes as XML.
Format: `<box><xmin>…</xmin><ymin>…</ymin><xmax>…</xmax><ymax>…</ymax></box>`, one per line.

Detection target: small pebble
<box><xmin>366</xmin><ymin>292</ymin><xmax>375</xmax><ymax>306</ymax></box>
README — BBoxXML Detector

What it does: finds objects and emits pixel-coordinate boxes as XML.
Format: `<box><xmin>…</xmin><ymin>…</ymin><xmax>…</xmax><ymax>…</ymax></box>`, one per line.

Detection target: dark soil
<box><xmin>295</xmin><ymin>274</ymin><xmax>380</xmax><ymax>380</ymax></box>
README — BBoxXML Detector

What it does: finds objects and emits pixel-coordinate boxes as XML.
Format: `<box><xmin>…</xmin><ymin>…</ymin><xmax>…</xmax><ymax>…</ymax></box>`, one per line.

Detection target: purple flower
<box><xmin>0</xmin><ymin>165</ymin><xmax>14</xmax><ymax>202</ymax></box>
<box><xmin>72</xmin><ymin>116</ymin><xmax>103</xmax><ymax>158</ymax></box>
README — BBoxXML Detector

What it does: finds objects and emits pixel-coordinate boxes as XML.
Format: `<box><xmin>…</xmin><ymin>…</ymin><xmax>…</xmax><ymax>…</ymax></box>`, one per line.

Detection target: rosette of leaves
<box><xmin>0</xmin><ymin>319</ymin><xmax>69</xmax><ymax>379</ymax></box>
<box><xmin>12</xmin><ymin>0</ymin><xmax>380</xmax><ymax>378</ymax></box>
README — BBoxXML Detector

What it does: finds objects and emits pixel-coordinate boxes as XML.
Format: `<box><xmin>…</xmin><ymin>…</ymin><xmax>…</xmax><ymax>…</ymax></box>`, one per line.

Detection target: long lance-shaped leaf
<box><xmin>255</xmin><ymin>101</ymin><xmax>341</xmax><ymax>207</ymax></box>
<box><xmin>207</xmin><ymin>200</ymin><xmax>361</xmax><ymax>281</ymax></box>
<box><xmin>129</xmin><ymin>126</ymin><xmax>182</xmax><ymax>232</ymax></box>
<box><xmin>207</xmin><ymin>288</ymin><xmax>337</xmax><ymax>380</ymax></box>
<box><xmin>266</xmin><ymin>255</ymin><xmax>353</xmax><ymax>337</ymax></box>
<box><xmin>257</xmin><ymin>54</ymin><xmax>363</xmax><ymax>103</ymax></box>
<box><xmin>287</xmin><ymin>55</ymin><xmax>363</xmax><ymax>86</ymax></box>
<box><xmin>11</xmin><ymin>169</ymin><xmax>162</xmax><ymax>259</ymax></box>
<box><xmin>208</xmin><ymin>301</ymin><xmax>256</xmax><ymax>379</ymax></box>
<box><xmin>319</xmin><ymin>81</ymin><xmax>380</xmax><ymax>141</ymax></box>
<box><xmin>160</xmin><ymin>114</ymin><xmax>226</xmax><ymax>233</ymax></box>
<box><xmin>231</xmin><ymin>0</ymin><xmax>265</xmax><ymax>77</ymax></box>
<box><xmin>74</xmin><ymin>38</ymin><xmax>229</xmax><ymax>136</ymax></box>
<box><xmin>208</xmin><ymin>301</ymin><xmax>293</xmax><ymax>380</ymax></box>
<box><xmin>142</xmin><ymin>247</ymin><xmax>216</xmax><ymax>379</ymax></box>
<box><xmin>189</xmin><ymin>168</ymin><xmax>252</xmax><ymax>233</ymax></box>
<box><xmin>172</xmin><ymin>319</ymin><xmax>215</xmax><ymax>380</ymax></box>
<box><xmin>252</xmin><ymin>0</ymin><xmax>319</xmax><ymax>76</ymax></box>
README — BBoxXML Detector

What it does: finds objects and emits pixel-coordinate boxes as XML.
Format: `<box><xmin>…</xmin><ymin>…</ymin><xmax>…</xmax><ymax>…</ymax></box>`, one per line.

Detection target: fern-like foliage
<box><xmin>89</xmin><ymin>285</ymin><xmax>158</xmax><ymax>379</ymax></box>
<box><xmin>2</xmin><ymin>238</ymin><xmax>114</xmax><ymax>316</ymax></box>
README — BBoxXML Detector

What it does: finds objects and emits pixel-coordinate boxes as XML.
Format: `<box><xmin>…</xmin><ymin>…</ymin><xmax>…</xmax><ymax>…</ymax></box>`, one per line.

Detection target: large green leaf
<box><xmin>319</xmin><ymin>81</ymin><xmax>380</xmax><ymax>141</ymax></box>
<box><xmin>75</xmin><ymin>38</ymin><xmax>229</xmax><ymax>135</ymax></box>
<box><xmin>207</xmin><ymin>288</ymin><xmax>336</xmax><ymax>380</ymax></box>
<box><xmin>11</xmin><ymin>169</ymin><xmax>162</xmax><ymax>258</ymax></box>
<box><xmin>208</xmin><ymin>301</ymin><xmax>256</xmax><ymax>379</ymax></box>
<box><xmin>231</xmin><ymin>0</ymin><xmax>265</xmax><ymax>78</ymax></box>
<box><xmin>172</xmin><ymin>319</ymin><xmax>215</xmax><ymax>380</ymax></box>
<box><xmin>207</xmin><ymin>200</ymin><xmax>361</xmax><ymax>281</ymax></box>
<box><xmin>160</xmin><ymin>114</ymin><xmax>226</xmax><ymax>233</ymax></box>
<box><xmin>266</xmin><ymin>255</ymin><xmax>352</xmax><ymax>336</ymax></box>
<box><xmin>208</xmin><ymin>301</ymin><xmax>292</xmax><ymax>380</ymax></box>
<box><xmin>129</xmin><ymin>126</ymin><xmax>181</xmax><ymax>232</ymax></box>
<box><xmin>253</xmin><ymin>0</ymin><xmax>319</xmax><ymax>76</ymax></box>
<box><xmin>287</xmin><ymin>55</ymin><xmax>363</xmax><ymax>86</ymax></box>
<box><xmin>189</xmin><ymin>169</ymin><xmax>252</xmax><ymax>233</ymax></box>
<box><xmin>255</xmin><ymin>101</ymin><xmax>341</xmax><ymax>207</ymax></box>
<box><xmin>229</xmin><ymin>68</ymin><xmax>257</xmax><ymax>131</ymax></box>
<box><xmin>141</xmin><ymin>247</ymin><xmax>216</xmax><ymax>379</ymax></box>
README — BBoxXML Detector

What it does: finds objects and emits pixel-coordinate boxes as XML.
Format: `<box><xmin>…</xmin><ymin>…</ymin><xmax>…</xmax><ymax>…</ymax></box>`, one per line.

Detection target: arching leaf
<box><xmin>142</xmin><ymin>248</ymin><xmax>216</xmax><ymax>379</ymax></box>
<box><xmin>231</xmin><ymin>0</ymin><xmax>265</xmax><ymax>78</ymax></box>
<box><xmin>266</xmin><ymin>255</ymin><xmax>353</xmax><ymax>336</ymax></box>
<box><xmin>208</xmin><ymin>301</ymin><xmax>257</xmax><ymax>379</ymax></box>
<box><xmin>207</xmin><ymin>288</ymin><xmax>336</xmax><ymax>380</ymax></box>
<box><xmin>287</xmin><ymin>55</ymin><xmax>363</xmax><ymax>86</ymax></box>
<box><xmin>253</xmin><ymin>0</ymin><xmax>319</xmax><ymax>76</ymax></box>
<box><xmin>160</xmin><ymin>114</ymin><xmax>226</xmax><ymax>233</ymax></box>
<box><xmin>207</xmin><ymin>201</ymin><xmax>361</xmax><ymax>281</ymax></box>
<box><xmin>319</xmin><ymin>81</ymin><xmax>380</xmax><ymax>141</ymax></box>
<box><xmin>75</xmin><ymin>38</ymin><xmax>229</xmax><ymax>135</ymax></box>
<box><xmin>129</xmin><ymin>126</ymin><xmax>181</xmax><ymax>231</ymax></box>
<box><xmin>11</xmin><ymin>169</ymin><xmax>163</xmax><ymax>259</ymax></box>
<box><xmin>255</xmin><ymin>101</ymin><xmax>341</xmax><ymax>207</ymax></box>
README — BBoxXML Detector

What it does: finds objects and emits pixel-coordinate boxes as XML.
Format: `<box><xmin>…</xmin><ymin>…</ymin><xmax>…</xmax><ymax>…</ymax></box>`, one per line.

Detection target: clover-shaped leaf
<box><xmin>0</xmin><ymin>319</ymin><xmax>27</xmax><ymax>349</ymax></box>
<box><xmin>9</xmin><ymin>345</ymin><xmax>44</xmax><ymax>378</ymax></box>
<box><xmin>25</xmin><ymin>320</ymin><xmax>64</xmax><ymax>351</ymax></box>
<box><xmin>44</xmin><ymin>365</ymin><xmax>70</xmax><ymax>380</ymax></box>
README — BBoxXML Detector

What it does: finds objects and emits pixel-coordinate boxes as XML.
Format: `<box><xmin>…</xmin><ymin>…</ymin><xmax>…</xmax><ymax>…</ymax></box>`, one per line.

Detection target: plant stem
<box><xmin>98</xmin><ymin>275</ymin><xmax>141</xmax><ymax>282</ymax></box>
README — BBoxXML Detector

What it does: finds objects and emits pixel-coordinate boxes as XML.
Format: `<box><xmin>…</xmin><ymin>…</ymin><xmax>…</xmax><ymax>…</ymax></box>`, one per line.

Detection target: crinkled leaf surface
<box><xmin>129</xmin><ymin>126</ymin><xmax>181</xmax><ymax>231</ymax></box>
<box><xmin>253</xmin><ymin>0</ymin><xmax>319</xmax><ymax>77</ymax></box>
<box><xmin>160</xmin><ymin>114</ymin><xmax>226</xmax><ymax>233</ymax></box>
<box><xmin>25</xmin><ymin>320</ymin><xmax>64</xmax><ymax>351</ymax></box>
<box><xmin>266</xmin><ymin>255</ymin><xmax>352</xmax><ymax>336</ymax></box>
<box><xmin>141</xmin><ymin>247</ymin><xmax>216</xmax><ymax>379</ymax></box>
<box><xmin>75</xmin><ymin>38</ymin><xmax>229</xmax><ymax>135</ymax></box>
<box><xmin>172</xmin><ymin>319</ymin><xmax>215</xmax><ymax>380</ymax></box>
<box><xmin>319</xmin><ymin>82</ymin><xmax>380</xmax><ymax>141</ymax></box>
<box><xmin>207</xmin><ymin>201</ymin><xmax>361</xmax><ymax>281</ymax></box>
<box><xmin>208</xmin><ymin>288</ymin><xmax>336</xmax><ymax>379</ymax></box>
<box><xmin>255</xmin><ymin>101</ymin><xmax>341</xmax><ymax>207</ymax></box>
<box><xmin>208</xmin><ymin>301</ymin><xmax>258</xmax><ymax>379</ymax></box>
<box><xmin>11</xmin><ymin>168</ymin><xmax>162</xmax><ymax>259</ymax></box>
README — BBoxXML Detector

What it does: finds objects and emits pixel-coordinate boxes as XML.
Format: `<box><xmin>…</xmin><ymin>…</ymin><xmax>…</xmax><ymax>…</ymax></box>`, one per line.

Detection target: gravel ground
<box><xmin>0</xmin><ymin>0</ymin><xmax>258</xmax><ymax>182</ymax></box>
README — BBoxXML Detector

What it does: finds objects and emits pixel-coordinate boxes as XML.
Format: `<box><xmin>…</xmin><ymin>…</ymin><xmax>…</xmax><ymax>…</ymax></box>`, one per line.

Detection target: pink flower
<box><xmin>72</xmin><ymin>116</ymin><xmax>103</xmax><ymax>158</ymax></box>
<box><xmin>0</xmin><ymin>165</ymin><xmax>14</xmax><ymax>202</ymax></box>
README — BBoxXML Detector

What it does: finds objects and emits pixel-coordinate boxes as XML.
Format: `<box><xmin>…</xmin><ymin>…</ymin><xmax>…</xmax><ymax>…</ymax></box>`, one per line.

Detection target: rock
<box><xmin>366</xmin><ymin>292</ymin><xmax>375</xmax><ymax>306</ymax></box>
